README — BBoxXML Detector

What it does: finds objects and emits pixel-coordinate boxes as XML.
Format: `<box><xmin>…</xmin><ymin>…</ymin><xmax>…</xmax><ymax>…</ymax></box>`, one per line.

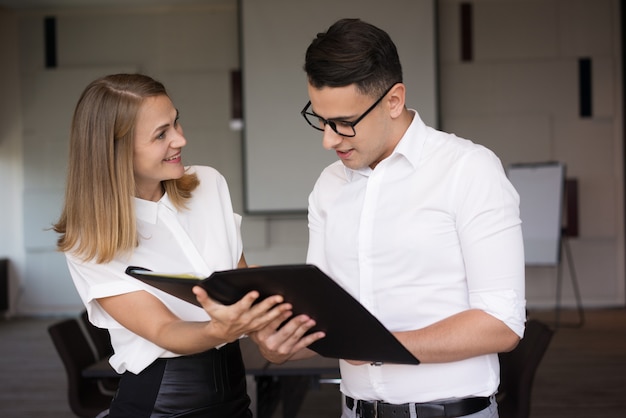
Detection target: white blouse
<box><xmin>66</xmin><ymin>165</ymin><xmax>243</xmax><ymax>374</ymax></box>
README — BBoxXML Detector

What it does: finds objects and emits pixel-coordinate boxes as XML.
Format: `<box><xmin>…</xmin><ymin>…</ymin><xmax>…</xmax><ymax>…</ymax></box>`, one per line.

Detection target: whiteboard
<box><xmin>240</xmin><ymin>0</ymin><xmax>437</xmax><ymax>213</ymax></box>
<box><xmin>507</xmin><ymin>162</ymin><xmax>565</xmax><ymax>266</ymax></box>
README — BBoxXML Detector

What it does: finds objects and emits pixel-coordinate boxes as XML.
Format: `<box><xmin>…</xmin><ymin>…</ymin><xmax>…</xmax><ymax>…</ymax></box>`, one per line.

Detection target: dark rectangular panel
<box><xmin>562</xmin><ymin>178</ymin><xmax>579</xmax><ymax>238</ymax></box>
<box><xmin>579</xmin><ymin>58</ymin><xmax>592</xmax><ymax>117</ymax></box>
<box><xmin>44</xmin><ymin>16</ymin><xmax>57</xmax><ymax>68</ymax></box>
<box><xmin>0</xmin><ymin>259</ymin><xmax>8</xmax><ymax>311</ymax></box>
<box><xmin>460</xmin><ymin>2</ymin><xmax>473</xmax><ymax>62</ymax></box>
<box><xmin>230</xmin><ymin>69</ymin><xmax>242</xmax><ymax>120</ymax></box>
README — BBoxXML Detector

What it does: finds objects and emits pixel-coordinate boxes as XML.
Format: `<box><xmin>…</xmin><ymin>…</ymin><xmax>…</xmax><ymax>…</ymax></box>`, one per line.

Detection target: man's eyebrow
<box><xmin>310</xmin><ymin>108</ymin><xmax>358</xmax><ymax>121</ymax></box>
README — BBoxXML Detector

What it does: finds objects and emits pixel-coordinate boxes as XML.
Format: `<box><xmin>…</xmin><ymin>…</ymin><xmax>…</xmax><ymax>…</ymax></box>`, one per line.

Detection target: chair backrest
<box><xmin>48</xmin><ymin>318</ymin><xmax>113</xmax><ymax>418</ymax></box>
<box><xmin>80</xmin><ymin>310</ymin><xmax>114</xmax><ymax>359</ymax></box>
<box><xmin>498</xmin><ymin>319</ymin><xmax>554</xmax><ymax>418</ymax></box>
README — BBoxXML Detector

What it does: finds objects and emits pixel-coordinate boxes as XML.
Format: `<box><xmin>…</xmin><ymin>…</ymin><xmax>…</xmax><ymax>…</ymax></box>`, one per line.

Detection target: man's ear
<box><xmin>387</xmin><ymin>83</ymin><xmax>406</xmax><ymax>118</ymax></box>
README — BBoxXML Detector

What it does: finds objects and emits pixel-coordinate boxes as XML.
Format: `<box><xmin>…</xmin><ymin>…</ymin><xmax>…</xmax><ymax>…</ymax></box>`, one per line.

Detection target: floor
<box><xmin>0</xmin><ymin>308</ymin><xmax>625</xmax><ymax>417</ymax></box>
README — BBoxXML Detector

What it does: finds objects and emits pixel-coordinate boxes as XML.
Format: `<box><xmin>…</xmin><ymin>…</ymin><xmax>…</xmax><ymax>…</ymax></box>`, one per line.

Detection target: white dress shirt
<box><xmin>306</xmin><ymin>110</ymin><xmax>526</xmax><ymax>403</ymax></box>
<box><xmin>66</xmin><ymin>165</ymin><xmax>243</xmax><ymax>374</ymax></box>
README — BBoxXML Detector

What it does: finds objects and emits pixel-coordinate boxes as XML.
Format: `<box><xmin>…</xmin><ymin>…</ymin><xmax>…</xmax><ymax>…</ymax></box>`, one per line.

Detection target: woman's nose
<box><xmin>172</xmin><ymin>127</ymin><xmax>187</xmax><ymax>148</ymax></box>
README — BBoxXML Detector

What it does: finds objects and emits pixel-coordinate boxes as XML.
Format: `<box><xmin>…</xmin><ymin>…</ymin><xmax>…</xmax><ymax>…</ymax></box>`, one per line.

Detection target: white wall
<box><xmin>439</xmin><ymin>0</ymin><xmax>624</xmax><ymax>308</ymax></box>
<box><xmin>0</xmin><ymin>0</ymin><xmax>623</xmax><ymax>315</ymax></box>
<box><xmin>0</xmin><ymin>8</ymin><xmax>25</xmax><ymax>318</ymax></box>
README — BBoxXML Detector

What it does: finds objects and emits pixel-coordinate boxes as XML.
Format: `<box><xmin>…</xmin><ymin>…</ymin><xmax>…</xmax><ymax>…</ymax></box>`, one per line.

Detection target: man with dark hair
<box><xmin>252</xmin><ymin>18</ymin><xmax>526</xmax><ymax>418</ymax></box>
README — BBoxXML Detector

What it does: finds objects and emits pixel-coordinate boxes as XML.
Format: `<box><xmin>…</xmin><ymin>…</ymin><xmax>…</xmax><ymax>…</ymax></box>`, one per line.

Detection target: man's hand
<box><xmin>249</xmin><ymin>313</ymin><xmax>326</xmax><ymax>364</ymax></box>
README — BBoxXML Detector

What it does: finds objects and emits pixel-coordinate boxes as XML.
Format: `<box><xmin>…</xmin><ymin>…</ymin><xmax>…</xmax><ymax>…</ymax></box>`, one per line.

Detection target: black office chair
<box><xmin>497</xmin><ymin>319</ymin><xmax>554</xmax><ymax>418</ymax></box>
<box><xmin>78</xmin><ymin>311</ymin><xmax>119</xmax><ymax>394</ymax></box>
<box><xmin>79</xmin><ymin>310</ymin><xmax>114</xmax><ymax>359</ymax></box>
<box><xmin>48</xmin><ymin>318</ymin><xmax>113</xmax><ymax>418</ymax></box>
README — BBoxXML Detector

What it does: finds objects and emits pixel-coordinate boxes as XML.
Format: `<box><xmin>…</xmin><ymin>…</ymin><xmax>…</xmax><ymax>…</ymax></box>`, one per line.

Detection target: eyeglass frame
<box><xmin>300</xmin><ymin>82</ymin><xmax>399</xmax><ymax>138</ymax></box>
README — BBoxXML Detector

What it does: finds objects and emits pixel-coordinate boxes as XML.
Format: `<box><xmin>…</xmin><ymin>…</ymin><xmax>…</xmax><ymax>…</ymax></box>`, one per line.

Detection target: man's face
<box><xmin>307</xmin><ymin>83</ymin><xmax>396</xmax><ymax>170</ymax></box>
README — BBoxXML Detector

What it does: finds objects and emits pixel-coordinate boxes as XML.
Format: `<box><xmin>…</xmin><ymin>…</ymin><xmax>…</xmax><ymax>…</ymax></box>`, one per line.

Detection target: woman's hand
<box><xmin>193</xmin><ymin>286</ymin><xmax>293</xmax><ymax>343</ymax></box>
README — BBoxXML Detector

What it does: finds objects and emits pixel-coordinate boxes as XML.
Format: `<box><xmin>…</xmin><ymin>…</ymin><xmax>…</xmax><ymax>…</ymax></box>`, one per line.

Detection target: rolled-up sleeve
<box><xmin>455</xmin><ymin>148</ymin><xmax>526</xmax><ymax>337</ymax></box>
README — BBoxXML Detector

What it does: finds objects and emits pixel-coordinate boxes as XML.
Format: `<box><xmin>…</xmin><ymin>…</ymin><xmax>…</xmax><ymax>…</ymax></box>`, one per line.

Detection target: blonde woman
<box><xmin>54</xmin><ymin>74</ymin><xmax>293</xmax><ymax>417</ymax></box>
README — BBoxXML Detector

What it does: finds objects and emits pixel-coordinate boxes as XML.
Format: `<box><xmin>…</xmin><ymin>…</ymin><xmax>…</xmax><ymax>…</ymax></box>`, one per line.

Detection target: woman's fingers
<box><xmin>194</xmin><ymin>287</ymin><xmax>300</xmax><ymax>339</ymax></box>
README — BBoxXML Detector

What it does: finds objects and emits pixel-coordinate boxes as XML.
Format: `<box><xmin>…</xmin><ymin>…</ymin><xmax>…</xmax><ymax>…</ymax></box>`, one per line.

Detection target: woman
<box><xmin>54</xmin><ymin>73</ymin><xmax>292</xmax><ymax>417</ymax></box>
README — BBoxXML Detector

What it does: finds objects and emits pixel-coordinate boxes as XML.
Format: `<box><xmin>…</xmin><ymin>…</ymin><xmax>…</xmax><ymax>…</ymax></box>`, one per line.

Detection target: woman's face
<box><xmin>133</xmin><ymin>94</ymin><xmax>187</xmax><ymax>201</ymax></box>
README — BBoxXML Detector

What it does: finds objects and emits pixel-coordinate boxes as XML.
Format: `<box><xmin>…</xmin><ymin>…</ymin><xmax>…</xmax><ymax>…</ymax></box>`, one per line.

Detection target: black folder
<box><xmin>125</xmin><ymin>264</ymin><xmax>419</xmax><ymax>365</ymax></box>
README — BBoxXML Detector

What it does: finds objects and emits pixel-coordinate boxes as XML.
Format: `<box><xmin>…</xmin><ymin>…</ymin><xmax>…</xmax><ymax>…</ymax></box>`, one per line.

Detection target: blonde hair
<box><xmin>54</xmin><ymin>74</ymin><xmax>198</xmax><ymax>264</ymax></box>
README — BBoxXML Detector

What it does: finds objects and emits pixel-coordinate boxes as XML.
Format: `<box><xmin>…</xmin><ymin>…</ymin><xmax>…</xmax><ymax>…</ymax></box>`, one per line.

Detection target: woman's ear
<box><xmin>387</xmin><ymin>83</ymin><xmax>406</xmax><ymax>118</ymax></box>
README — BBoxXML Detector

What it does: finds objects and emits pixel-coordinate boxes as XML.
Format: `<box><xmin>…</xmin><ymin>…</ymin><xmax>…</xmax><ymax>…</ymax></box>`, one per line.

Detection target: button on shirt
<box><xmin>306</xmin><ymin>111</ymin><xmax>526</xmax><ymax>403</ymax></box>
<box><xmin>66</xmin><ymin>166</ymin><xmax>243</xmax><ymax>374</ymax></box>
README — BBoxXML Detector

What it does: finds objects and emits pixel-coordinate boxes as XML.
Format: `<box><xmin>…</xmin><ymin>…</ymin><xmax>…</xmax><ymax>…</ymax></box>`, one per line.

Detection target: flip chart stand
<box><xmin>507</xmin><ymin>163</ymin><xmax>584</xmax><ymax>328</ymax></box>
<box><xmin>555</xmin><ymin>179</ymin><xmax>584</xmax><ymax>328</ymax></box>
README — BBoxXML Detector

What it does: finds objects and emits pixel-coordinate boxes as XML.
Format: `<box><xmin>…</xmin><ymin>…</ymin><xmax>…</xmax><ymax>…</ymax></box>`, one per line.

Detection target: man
<box><xmin>251</xmin><ymin>18</ymin><xmax>526</xmax><ymax>418</ymax></box>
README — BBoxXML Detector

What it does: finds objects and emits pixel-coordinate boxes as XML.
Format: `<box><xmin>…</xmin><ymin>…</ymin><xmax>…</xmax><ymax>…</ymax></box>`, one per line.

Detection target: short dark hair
<box><xmin>304</xmin><ymin>18</ymin><xmax>403</xmax><ymax>97</ymax></box>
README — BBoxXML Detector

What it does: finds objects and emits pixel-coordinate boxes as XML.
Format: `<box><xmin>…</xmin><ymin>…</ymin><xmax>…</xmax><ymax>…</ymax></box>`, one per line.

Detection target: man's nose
<box><xmin>322</xmin><ymin>124</ymin><xmax>343</xmax><ymax>150</ymax></box>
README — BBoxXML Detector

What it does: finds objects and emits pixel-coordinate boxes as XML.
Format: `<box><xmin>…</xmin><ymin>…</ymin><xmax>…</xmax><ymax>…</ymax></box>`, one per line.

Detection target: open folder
<box><xmin>125</xmin><ymin>264</ymin><xmax>419</xmax><ymax>365</ymax></box>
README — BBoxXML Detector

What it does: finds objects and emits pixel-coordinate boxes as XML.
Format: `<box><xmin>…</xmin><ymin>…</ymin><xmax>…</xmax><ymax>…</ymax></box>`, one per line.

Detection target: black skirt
<box><xmin>108</xmin><ymin>340</ymin><xmax>252</xmax><ymax>418</ymax></box>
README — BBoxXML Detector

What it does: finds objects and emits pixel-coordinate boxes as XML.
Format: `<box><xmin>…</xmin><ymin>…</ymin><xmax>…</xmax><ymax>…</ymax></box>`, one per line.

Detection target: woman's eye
<box><xmin>157</xmin><ymin>130</ymin><xmax>166</xmax><ymax>140</ymax></box>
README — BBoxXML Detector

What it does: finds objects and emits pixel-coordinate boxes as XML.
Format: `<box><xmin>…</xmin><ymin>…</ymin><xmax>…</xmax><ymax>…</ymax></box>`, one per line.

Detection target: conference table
<box><xmin>82</xmin><ymin>337</ymin><xmax>341</xmax><ymax>418</ymax></box>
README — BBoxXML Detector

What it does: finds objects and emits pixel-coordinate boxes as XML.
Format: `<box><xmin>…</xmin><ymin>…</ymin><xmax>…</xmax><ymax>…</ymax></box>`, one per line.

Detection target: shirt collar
<box><xmin>135</xmin><ymin>192</ymin><xmax>176</xmax><ymax>224</ymax></box>
<box><xmin>393</xmin><ymin>109</ymin><xmax>425</xmax><ymax>169</ymax></box>
<box><xmin>343</xmin><ymin>109</ymin><xmax>426</xmax><ymax>181</ymax></box>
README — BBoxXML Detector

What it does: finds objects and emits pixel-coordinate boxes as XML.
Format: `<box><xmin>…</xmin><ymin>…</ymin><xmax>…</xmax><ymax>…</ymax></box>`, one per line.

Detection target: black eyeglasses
<box><xmin>300</xmin><ymin>83</ymin><xmax>398</xmax><ymax>138</ymax></box>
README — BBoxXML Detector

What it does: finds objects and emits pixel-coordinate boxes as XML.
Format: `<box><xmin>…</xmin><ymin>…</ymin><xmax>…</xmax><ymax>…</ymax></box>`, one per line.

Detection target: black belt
<box><xmin>345</xmin><ymin>395</ymin><xmax>490</xmax><ymax>418</ymax></box>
